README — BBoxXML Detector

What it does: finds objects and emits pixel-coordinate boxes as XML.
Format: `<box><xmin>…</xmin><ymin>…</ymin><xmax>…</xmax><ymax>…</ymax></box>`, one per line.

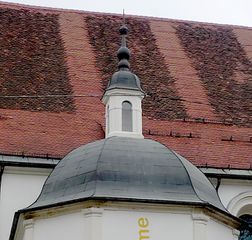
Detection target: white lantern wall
<box><xmin>103</xmin><ymin>89</ymin><xmax>144</xmax><ymax>139</ymax></box>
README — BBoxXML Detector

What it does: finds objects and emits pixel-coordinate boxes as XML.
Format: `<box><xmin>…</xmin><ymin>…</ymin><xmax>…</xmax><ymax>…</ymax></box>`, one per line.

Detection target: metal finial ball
<box><xmin>117</xmin><ymin>46</ymin><xmax>130</xmax><ymax>61</ymax></box>
<box><xmin>119</xmin><ymin>25</ymin><xmax>128</xmax><ymax>35</ymax></box>
<box><xmin>118</xmin><ymin>59</ymin><xmax>130</xmax><ymax>69</ymax></box>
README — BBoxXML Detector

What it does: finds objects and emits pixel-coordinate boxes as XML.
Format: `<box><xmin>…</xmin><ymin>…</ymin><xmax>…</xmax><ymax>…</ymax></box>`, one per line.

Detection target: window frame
<box><xmin>122</xmin><ymin>100</ymin><xmax>133</xmax><ymax>132</ymax></box>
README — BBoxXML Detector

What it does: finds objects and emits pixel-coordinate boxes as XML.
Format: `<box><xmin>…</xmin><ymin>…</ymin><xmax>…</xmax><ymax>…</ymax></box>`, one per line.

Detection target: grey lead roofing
<box><xmin>27</xmin><ymin>137</ymin><xmax>227</xmax><ymax>213</ymax></box>
<box><xmin>106</xmin><ymin>70</ymin><xmax>144</xmax><ymax>92</ymax></box>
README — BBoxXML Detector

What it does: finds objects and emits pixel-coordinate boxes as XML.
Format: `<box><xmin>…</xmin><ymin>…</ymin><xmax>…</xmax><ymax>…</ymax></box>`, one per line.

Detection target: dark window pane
<box><xmin>107</xmin><ymin>105</ymin><xmax>110</xmax><ymax>133</ymax></box>
<box><xmin>122</xmin><ymin>101</ymin><xmax>133</xmax><ymax>132</ymax></box>
<box><xmin>239</xmin><ymin>215</ymin><xmax>252</xmax><ymax>240</ymax></box>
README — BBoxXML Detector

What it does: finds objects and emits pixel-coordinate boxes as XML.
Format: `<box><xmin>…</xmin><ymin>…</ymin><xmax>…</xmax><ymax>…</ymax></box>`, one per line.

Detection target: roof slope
<box><xmin>0</xmin><ymin>2</ymin><xmax>251</xmax><ymax>168</ymax></box>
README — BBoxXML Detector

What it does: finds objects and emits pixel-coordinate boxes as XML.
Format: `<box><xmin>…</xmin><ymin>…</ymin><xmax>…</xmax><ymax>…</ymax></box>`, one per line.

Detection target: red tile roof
<box><xmin>0</xmin><ymin>7</ymin><xmax>74</xmax><ymax>112</ymax></box>
<box><xmin>0</xmin><ymin>2</ymin><xmax>251</xmax><ymax>169</ymax></box>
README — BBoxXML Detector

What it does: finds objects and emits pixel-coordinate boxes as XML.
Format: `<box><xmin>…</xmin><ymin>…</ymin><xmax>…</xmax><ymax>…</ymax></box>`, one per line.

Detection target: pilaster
<box><xmin>82</xmin><ymin>207</ymin><xmax>103</xmax><ymax>240</ymax></box>
<box><xmin>192</xmin><ymin>211</ymin><xmax>209</xmax><ymax>240</ymax></box>
<box><xmin>23</xmin><ymin>219</ymin><xmax>34</xmax><ymax>240</ymax></box>
<box><xmin>232</xmin><ymin>229</ymin><xmax>240</xmax><ymax>240</ymax></box>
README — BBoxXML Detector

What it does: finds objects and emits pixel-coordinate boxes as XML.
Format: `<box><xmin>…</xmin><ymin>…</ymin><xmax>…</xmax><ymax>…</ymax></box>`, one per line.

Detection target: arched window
<box><xmin>122</xmin><ymin>101</ymin><xmax>132</xmax><ymax>132</ymax></box>
<box><xmin>227</xmin><ymin>193</ymin><xmax>252</xmax><ymax>240</ymax></box>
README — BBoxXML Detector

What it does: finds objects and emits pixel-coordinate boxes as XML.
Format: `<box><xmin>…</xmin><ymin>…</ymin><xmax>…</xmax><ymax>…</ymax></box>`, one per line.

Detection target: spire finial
<box><xmin>117</xmin><ymin>10</ymin><xmax>130</xmax><ymax>70</ymax></box>
<box><xmin>123</xmin><ymin>9</ymin><xmax>125</xmax><ymax>25</ymax></box>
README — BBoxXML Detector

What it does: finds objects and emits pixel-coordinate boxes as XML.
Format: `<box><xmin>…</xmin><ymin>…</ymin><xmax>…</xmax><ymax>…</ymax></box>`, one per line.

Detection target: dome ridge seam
<box><xmin>92</xmin><ymin>138</ymin><xmax>107</xmax><ymax>197</ymax></box>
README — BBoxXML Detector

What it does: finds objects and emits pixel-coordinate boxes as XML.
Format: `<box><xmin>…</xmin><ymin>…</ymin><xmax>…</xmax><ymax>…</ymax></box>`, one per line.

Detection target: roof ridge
<box><xmin>1</xmin><ymin>1</ymin><xmax>252</xmax><ymax>29</ymax></box>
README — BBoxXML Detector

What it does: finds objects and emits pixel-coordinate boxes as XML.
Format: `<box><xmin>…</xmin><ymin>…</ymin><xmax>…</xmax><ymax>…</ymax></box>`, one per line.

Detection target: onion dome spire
<box><xmin>104</xmin><ymin>11</ymin><xmax>144</xmax><ymax>93</ymax></box>
<box><xmin>117</xmin><ymin>12</ymin><xmax>130</xmax><ymax>70</ymax></box>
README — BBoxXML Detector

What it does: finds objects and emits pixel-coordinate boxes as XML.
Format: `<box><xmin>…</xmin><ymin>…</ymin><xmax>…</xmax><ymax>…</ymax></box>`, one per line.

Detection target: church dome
<box><xmin>28</xmin><ymin>137</ymin><xmax>227</xmax><ymax>213</ymax></box>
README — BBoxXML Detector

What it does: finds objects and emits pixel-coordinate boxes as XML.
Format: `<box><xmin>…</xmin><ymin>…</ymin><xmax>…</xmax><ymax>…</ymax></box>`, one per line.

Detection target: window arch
<box><xmin>227</xmin><ymin>192</ymin><xmax>252</xmax><ymax>240</ymax></box>
<box><xmin>122</xmin><ymin>101</ymin><xmax>133</xmax><ymax>132</ymax></box>
<box><xmin>227</xmin><ymin>192</ymin><xmax>252</xmax><ymax>216</ymax></box>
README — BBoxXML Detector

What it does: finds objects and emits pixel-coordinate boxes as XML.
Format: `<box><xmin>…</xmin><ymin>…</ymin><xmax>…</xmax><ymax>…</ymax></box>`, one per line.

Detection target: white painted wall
<box><xmin>208</xmin><ymin>218</ymin><xmax>235</xmax><ymax>240</ymax></box>
<box><xmin>19</xmin><ymin>206</ymin><xmax>238</xmax><ymax>240</ymax></box>
<box><xmin>0</xmin><ymin>167</ymin><xmax>50</xmax><ymax>240</ymax></box>
<box><xmin>103</xmin><ymin>208</ymin><xmax>194</xmax><ymax>240</ymax></box>
<box><xmin>33</xmin><ymin>212</ymin><xmax>84</xmax><ymax>240</ymax></box>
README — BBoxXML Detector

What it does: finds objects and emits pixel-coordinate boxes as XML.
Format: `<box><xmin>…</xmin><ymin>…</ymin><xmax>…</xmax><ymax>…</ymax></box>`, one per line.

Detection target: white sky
<box><xmin>3</xmin><ymin>0</ymin><xmax>252</xmax><ymax>27</ymax></box>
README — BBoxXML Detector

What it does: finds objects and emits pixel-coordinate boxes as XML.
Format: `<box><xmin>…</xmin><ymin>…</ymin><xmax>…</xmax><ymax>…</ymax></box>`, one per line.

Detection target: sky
<box><xmin>3</xmin><ymin>0</ymin><xmax>252</xmax><ymax>27</ymax></box>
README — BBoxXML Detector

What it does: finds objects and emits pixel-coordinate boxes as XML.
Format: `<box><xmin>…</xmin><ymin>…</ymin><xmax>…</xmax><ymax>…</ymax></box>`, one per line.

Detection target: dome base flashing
<box><xmin>107</xmin><ymin>131</ymin><xmax>144</xmax><ymax>139</ymax></box>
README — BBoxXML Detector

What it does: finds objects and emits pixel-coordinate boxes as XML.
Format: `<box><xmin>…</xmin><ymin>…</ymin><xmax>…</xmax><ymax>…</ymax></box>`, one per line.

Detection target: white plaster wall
<box><xmin>25</xmin><ymin>208</ymin><xmax>194</xmax><ymax>240</ymax></box>
<box><xmin>33</xmin><ymin>212</ymin><xmax>84</xmax><ymax>240</ymax></box>
<box><xmin>103</xmin><ymin>209</ymin><xmax>193</xmax><ymax>240</ymax></box>
<box><xmin>18</xmin><ymin>206</ymin><xmax>239</xmax><ymax>240</ymax></box>
<box><xmin>103</xmin><ymin>209</ymin><xmax>237</xmax><ymax>240</ymax></box>
<box><xmin>207</xmin><ymin>218</ymin><xmax>235</xmax><ymax>240</ymax></box>
<box><xmin>0</xmin><ymin>168</ymin><xmax>49</xmax><ymax>240</ymax></box>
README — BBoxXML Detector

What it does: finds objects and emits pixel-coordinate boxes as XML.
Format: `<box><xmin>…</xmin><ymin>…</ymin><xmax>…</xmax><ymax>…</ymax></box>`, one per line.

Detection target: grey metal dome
<box><xmin>106</xmin><ymin>70</ymin><xmax>144</xmax><ymax>92</ymax></box>
<box><xmin>28</xmin><ymin>137</ymin><xmax>227</xmax><ymax>213</ymax></box>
